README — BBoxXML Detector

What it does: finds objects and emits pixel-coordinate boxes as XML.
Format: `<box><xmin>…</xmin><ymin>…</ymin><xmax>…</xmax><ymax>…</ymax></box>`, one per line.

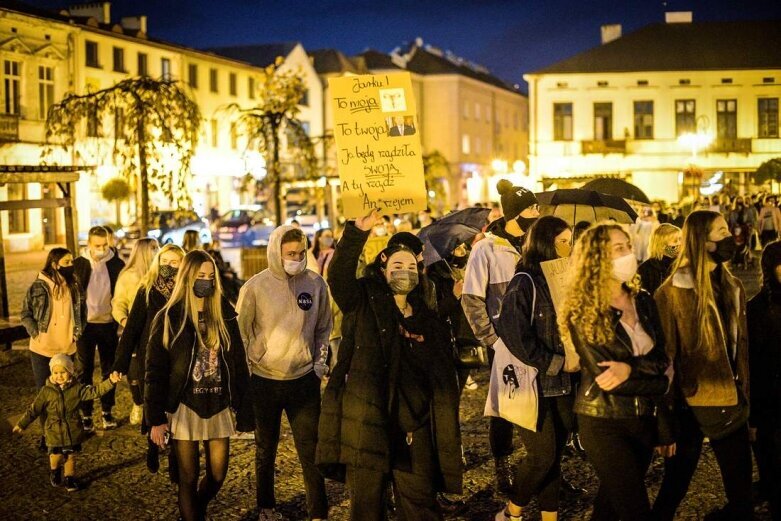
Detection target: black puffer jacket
<box><xmin>566</xmin><ymin>289</ymin><xmax>672</xmax><ymax>441</ymax></box>
<box><xmin>637</xmin><ymin>256</ymin><xmax>674</xmax><ymax>296</ymax></box>
<box><xmin>317</xmin><ymin>223</ymin><xmax>463</xmax><ymax>494</ymax></box>
<box><xmin>144</xmin><ymin>297</ymin><xmax>252</xmax><ymax>431</ymax></box>
<box><xmin>113</xmin><ymin>285</ymin><xmax>168</xmax><ymax>379</ymax></box>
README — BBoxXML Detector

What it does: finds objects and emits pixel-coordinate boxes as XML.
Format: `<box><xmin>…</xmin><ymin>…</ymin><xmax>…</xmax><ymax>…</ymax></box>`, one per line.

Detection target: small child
<box><xmin>13</xmin><ymin>353</ymin><xmax>121</xmax><ymax>491</ymax></box>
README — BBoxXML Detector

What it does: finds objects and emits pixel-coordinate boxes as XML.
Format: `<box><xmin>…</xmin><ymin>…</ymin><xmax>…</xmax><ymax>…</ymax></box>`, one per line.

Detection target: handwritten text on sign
<box><xmin>330</xmin><ymin>73</ymin><xmax>426</xmax><ymax>218</ymax></box>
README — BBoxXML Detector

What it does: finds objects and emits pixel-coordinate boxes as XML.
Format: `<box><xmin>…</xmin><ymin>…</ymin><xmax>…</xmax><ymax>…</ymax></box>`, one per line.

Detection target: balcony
<box><xmin>711</xmin><ymin>138</ymin><xmax>752</xmax><ymax>154</ymax></box>
<box><xmin>0</xmin><ymin>114</ymin><xmax>20</xmax><ymax>142</ymax></box>
<box><xmin>581</xmin><ymin>139</ymin><xmax>626</xmax><ymax>154</ymax></box>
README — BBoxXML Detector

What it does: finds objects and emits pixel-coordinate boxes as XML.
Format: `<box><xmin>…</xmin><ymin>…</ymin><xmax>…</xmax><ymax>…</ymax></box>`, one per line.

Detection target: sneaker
<box><xmin>102</xmin><ymin>413</ymin><xmax>117</xmax><ymax>430</ymax></box>
<box><xmin>495</xmin><ymin>455</ymin><xmax>514</xmax><ymax>495</ymax></box>
<box><xmin>258</xmin><ymin>509</ymin><xmax>282</xmax><ymax>520</ymax></box>
<box><xmin>81</xmin><ymin>416</ymin><xmax>94</xmax><ymax>433</ymax></box>
<box><xmin>129</xmin><ymin>404</ymin><xmax>143</xmax><ymax>426</ymax></box>
<box><xmin>494</xmin><ymin>508</ymin><xmax>522</xmax><ymax>521</ymax></box>
<box><xmin>49</xmin><ymin>467</ymin><xmax>62</xmax><ymax>487</ymax></box>
<box><xmin>63</xmin><ymin>476</ymin><xmax>80</xmax><ymax>492</ymax></box>
<box><xmin>465</xmin><ymin>375</ymin><xmax>478</xmax><ymax>391</ymax></box>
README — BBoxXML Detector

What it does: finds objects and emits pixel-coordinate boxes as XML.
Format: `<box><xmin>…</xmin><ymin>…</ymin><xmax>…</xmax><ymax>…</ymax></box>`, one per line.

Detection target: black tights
<box><xmin>173</xmin><ymin>438</ymin><xmax>230</xmax><ymax>521</ymax></box>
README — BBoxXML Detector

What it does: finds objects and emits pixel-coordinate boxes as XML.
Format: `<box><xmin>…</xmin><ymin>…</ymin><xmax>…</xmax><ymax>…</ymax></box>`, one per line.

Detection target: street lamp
<box><xmin>677</xmin><ymin>115</ymin><xmax>713</xmax><ymax>199</ymax></box>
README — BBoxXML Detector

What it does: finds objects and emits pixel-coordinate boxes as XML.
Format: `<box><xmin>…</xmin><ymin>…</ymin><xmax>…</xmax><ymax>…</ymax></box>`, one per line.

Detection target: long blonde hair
<box><xmin>182</xmin><ymin>230</ymin><xmax>204</xmax><ymax>253</ymax></box>
<box><xmin>648</xmin><ymin>223</ymin><xmax>681</xmax><ymax>260</ymax></box>
<box><xmin>559</xmin><ymin>222</ymin><xmax>639</xmax><ymax>347</ymax></box>
<box><xmin>160</xmin><ymin>250</ymin><xmax>230</xmax><ymax>351</ymax></box>
<box><xmin>119</xmin><ymin>238</ymin><xmax>159</xmax><ymax>281</ymax></box>
<box><xmin>141</xmin><ymin>243</ymin><xmax>185</xmax><ymax>302</ymax></box>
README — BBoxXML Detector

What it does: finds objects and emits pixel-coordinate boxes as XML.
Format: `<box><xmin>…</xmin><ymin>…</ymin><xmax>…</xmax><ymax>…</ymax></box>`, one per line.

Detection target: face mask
<box><xmin>91</xmin><ymin>249</ymin><xmax>107</xmax><ymax>260</ymax></box>
<box><xmin>193</xmin><ymin>279</ymin><xmax>215</xmax><ymax>298</ymax></box>
<box><xmin>283</xmin><ymin>258</ymin><xmax>307</xmax><ymax>276</ymax></box>
<box><xmin>612</xmin><ymin>253</ymin><xmax>638</xmax><ymax>282</ymax></box>
<box><xmin>373</xmin><ymin>226</ymin><xmax>387</xmax><ymax>237</ymax></box>
<box><xmin>555</xmin><ymin>242</ymin><xmax>572</xmax><ymax>258</ymax></box>
<box><xmin>388</xmin><ymin>269</ymin><xmax>419</xmax><ymax>295</ymax></box>
<box><xmin>663</xmin><ymin>244</ymin><xmax>681</xmax><ymax>259</ymax></box>
<box><xmin>159</xmin><ymin>264</ymin><xmax>178</xmax><ymax>280</ymax></box>
<box><xmin>319</xmin><ymin>237</ymin><xmax>334</xmax><ymax>249</ymax></box>
<box><xmin>516</xmin><ymin>216</ymin><xmax>537</xmax><ymax>233</ymax></box>
<box><xmin>58</xmin><ymin>265</ymin><xmax>74</xmax><ymax>278</ymax></box>
<box><xmin>708</xmin><ymin>236</ymin><xmax>736</xmax><ymax>264</ymax></box>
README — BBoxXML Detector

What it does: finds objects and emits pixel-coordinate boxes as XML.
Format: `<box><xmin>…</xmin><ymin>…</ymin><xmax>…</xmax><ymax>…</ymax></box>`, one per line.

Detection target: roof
<box><xmin>309</xmin><ymin>48</ymin><xmax>365</xmax><ymax>75</ymax></box>
<box><xmin>355</xmin><ymin>49</ymin><xmax>401</xmax><ymax>71</ymax></box>
<box><xmin>404</xmin><ymin>46</ymin><xmax>520</xmax><ymax>94</ymax></box>
<box><xmin>206</xmin><ymin>43</ymin><xmax>299</xmax><ymax>68</ymax></box>
<box><xmin>531</xmin><ymin>20</ymin><xmax>781</xmax><ymax>75</ymax></box>
<box><xmin>0</xmin><ymin>0</ymin><xmax>70</xmax><ymax>22</ymax></box>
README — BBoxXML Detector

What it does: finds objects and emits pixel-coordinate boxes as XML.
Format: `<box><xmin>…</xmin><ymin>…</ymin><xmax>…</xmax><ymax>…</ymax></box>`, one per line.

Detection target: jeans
<box><xmin>76</xmin><ymin>322</ymin><xmax>118</xmax><ymax>416</ymax></box>
<box><xmin>30</xmin><ymin>351</ymin><xmax>52</xmax><ymax>389</ymax></box>
<box><xmin>652</xmin><ymin>407</ymin><xmax>753</xmax><ymax>521</ymax></box>
<box><xmin>510</xmin><ymin>394</ymin><xmax>574</xmax><ymax>511</ymax></box>
<box><xmin>251</xmin><ymin>372</ymin><xmax>327</xmax><ymax>519</ymax></box>
<box><xmin>578</xmin><ymin>414</ymin><xmax>656</xmax><ymax>521</ymax></box>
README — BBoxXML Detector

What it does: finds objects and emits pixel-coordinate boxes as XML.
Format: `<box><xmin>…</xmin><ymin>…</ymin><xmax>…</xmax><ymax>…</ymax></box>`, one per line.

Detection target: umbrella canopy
<box><xmin>582</xmin><ymin>178</ymin><xmax>651</xmax><ymax>204</ymax></box>
<box><xmin>536</xmin><ymin>189</ymin><xmax>638</xmax><ymax>225</ymax></box>
<box><xmin>418</xmin><ymin>207</ymin><xmax>490</xmax><ymax>265</ymax></box>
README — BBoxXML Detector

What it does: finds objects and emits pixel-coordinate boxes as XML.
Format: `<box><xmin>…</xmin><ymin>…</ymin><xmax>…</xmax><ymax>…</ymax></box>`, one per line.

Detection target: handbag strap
<box><xmin>512</xmin><ymin>272</ymin><xmax>536</xmax><ymax>325</ymax></box>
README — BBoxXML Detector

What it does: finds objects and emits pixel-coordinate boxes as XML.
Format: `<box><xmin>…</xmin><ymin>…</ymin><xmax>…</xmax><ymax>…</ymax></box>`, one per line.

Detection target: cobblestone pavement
<box><xmin>0</xmin><ymin>254</ymin><xmax>770</xmax><ymax>520</ymax></box>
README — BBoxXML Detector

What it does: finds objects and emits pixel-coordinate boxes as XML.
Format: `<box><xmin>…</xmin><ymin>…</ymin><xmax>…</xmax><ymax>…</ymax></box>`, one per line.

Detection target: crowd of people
<box><xmin>11</xmin><ymin>181</ymin><xmax>781</xmax><ymax>521</ymax></box>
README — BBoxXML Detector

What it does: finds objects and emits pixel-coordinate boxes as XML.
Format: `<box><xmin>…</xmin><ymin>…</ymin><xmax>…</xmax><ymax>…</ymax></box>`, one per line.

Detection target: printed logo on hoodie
<box><xmin>297</xmin><ymin>292</ymin><xmax>313</xmax><ymax>311</ymax></box>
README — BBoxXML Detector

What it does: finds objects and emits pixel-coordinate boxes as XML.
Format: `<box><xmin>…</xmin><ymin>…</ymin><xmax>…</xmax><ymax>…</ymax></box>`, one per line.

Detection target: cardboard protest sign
<box><xmin>540</xmin><ymin>257</ymin><xmax>570</xmax><ymax>316</ymax></box>
<box><xmin>329</xmin><ymin>72</ymin><xmax>427</xmax><ymax>219</ymax></box>
<box><xmin>362</xmin><ymin>236</ymin><xmax>390</xmax><ymax>264</ymax></box>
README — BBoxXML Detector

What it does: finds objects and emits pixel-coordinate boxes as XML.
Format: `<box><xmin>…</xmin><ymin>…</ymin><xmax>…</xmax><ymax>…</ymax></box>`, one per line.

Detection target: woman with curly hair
<box><xmin>559</xmin><ymin>222</ymin><xmax>673</xmax><ymax>521</ymax></box>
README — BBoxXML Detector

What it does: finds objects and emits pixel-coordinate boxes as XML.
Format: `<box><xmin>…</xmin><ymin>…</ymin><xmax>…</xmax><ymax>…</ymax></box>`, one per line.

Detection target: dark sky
<box><xmin>26</xmin><ymin>0</ymin><xmax>781</xmax><ymax>89</ymax></box>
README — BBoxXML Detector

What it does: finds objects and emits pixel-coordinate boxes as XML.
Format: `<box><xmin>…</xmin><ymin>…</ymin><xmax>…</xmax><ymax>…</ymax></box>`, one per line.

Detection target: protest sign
<box><xmin>540</xmin><ymin>257</ymin><xmax>570</xmax><ymax>315</ymax></box>
<box><xmin>329</xmin><ymin>72</ymin><xmax>427</xmax><ymax>219</ymax></box>
<box><xmin>362</xmin><ymin>236</ymin><xmax>390</xmax><ymax>264</ymax></box>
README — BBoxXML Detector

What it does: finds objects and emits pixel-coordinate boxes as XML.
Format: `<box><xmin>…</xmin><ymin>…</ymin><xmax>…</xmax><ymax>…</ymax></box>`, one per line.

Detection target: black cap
<box><xmin>388</xmin><ymin>232</ymin><xmax>423</xmax><ymax>256</ymax></box>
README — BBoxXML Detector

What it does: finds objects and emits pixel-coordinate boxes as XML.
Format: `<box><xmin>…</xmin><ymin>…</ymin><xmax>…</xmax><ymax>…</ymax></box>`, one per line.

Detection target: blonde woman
<box><xmin>146</xmin><ymin>250</ymin><xmax>251</xmax><ymax>521</ymax></box>
<box><xmin>182</xmin><ymin>229</ymin><xmax>204</xmax><ymax>253</ymax></box>
<box><xmin>653</xmin><ymin>211</ymin><xmax>752</xmax><ymax>520</ymax></box>
<box><xmin>558</xmin><ymin>223</ymin><xmax>672</xmax><ymax>521</ymax></box>
<box><xmin>637</xmin><ymin>224</ymin><xmax>681</xmax><ymax>294</ymax></box>
<box><xmin>112</xmin><ymin>238</ymin><xmax>159</xmax><ymax>331</ymax></box>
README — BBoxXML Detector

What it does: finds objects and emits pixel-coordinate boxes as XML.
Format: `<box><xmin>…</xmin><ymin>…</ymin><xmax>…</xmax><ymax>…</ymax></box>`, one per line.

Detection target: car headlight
<box><xmin>148</xmin><ymin>229</ymin><xmax>161</xmax><ymax>239</ymax></box>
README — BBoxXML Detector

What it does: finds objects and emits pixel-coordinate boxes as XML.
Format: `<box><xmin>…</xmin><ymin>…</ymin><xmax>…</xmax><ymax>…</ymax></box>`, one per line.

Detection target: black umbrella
<box><xmin>582</xmin><ymin>178</ymin><xmax>651</xmax><ymax>204</ymax></box>
<box><xmin>418</xmin><ymin>207</ymin><xmax>491</xmax><ymax>266</ymax></box>
<box><xmin>536</xmin><ymin>189</ymin><xmax>638</xmax><ymax>225</ymax></box>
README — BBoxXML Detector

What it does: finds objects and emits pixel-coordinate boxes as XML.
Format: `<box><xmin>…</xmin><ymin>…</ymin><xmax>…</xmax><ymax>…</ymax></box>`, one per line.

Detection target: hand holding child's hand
<box><xmin>109</xmin><ymin>371</ymin><xmax>122</xmax><ymax>384</ymax></box>
<box><xmin>12</xmin><ymin>425</ymin><xmax>22</xmax><ymax>434</ymax></box>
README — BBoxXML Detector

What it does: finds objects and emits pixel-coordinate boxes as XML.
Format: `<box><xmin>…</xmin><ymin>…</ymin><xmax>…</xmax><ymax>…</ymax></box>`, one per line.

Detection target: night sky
<box><xmin>24</xmin><ymin>0</ymin><xmax>781</xmax><ymax>90</ymax></box>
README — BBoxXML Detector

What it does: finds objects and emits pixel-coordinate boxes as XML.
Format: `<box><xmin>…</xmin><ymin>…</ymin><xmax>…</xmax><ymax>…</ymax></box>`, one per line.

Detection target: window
<box><xmin>461</xmin><ymin>134</ymin><xmax>470</xmax><ymax>155</ymax></box>
<box><xmin>514</xmin><ymin>111</ymin><xmax>519</xmax><ymax>130</ymax></box>
<box><xmin>85</xmin><ymin>40</ymin><xmax>99</xmax><ymax>68</ymax></box>
<box><xmin>161</xmin><ymin>58</ymin><xmax>171</xmax><ymax>80</ymax></box>
<box><xmin>7</xmin><ymin>183</ymin><xmax>28</xmax><ymax>234</ymax></box>
<box><xmin>229</xmin><ymin>73</ymin><xmax>237</xmax><ymax>96</ymax></box>
<box><xmin>114</xmin><ymin>108</ymin><xmax>125</xmax><ymax>139</ymax></box>
<box><xmin>137</xmin><ymin>53</ymin><xmax>148</xmax><ymax>76</ymax></box>
<box><xmin>633</xmin><ymin>101</ymin><xmax>654</xmax><ymax>139</ymax></box>
<box><xmin>188</xmin><ymin>64</ymin><xmax>198</xmax><ymax>89</ymax></box>
<box><xmin>86</xmin><ymin>107</ymin><xmax>99</xmax><ymax>137</ymax></box>
<box><xmin>209</xmin><ymin>68</ymin><xmax>218</xmax><ymax>93</ymax></box>
<box><xmin>38</xmin><ymin>66</ymin><xmax>54</xmax><ymax>120</ymax></box>
<box><xmin>474</xmin><ymin>103</ymin><xmax>481</xmax><ymax>121</ymax></box>
<box><xmin>721</xmin><ymin>78</ymin><xmax>733</xmax><ymax>84</ymax></box>
<box><xmin>248</xmin><ymin>77</ymin><xmax>255</xmax><ymax>99</ymax></box>
<box><xmin>597</xmin><ymin>81</ymin><xmax>609</xmax><ymax>87</ymax></box>
<box><xmin>3</xmin><ymin>60</ymin><xmax>21</xmax><ymax>115</ymax></box>
<box><xmin>556</xmin><ymin>82</ymin><xmax>568</xmax><ymax>88</ymax></box>
<box><xmin>553</xmin><ymin>103</ymin><xmax>573</xmax><ymax>141</ymax></box>
<box><xmin>593</xmin><ymin>102</ymin><xmax>612</xmax><ymax>140</ymax></box>
<box><xmin>763</xmin><ymin>77</ymin><xmax>775</xmax><ymax>84</ymax></box>
<box><xmin>463</xmin><ymin>102</ymin><xmax>469</xmax><ymax>119</ymax></box>
<box><xmin>210</xmin><ymin>119</ymin><xmax>218</xmax><ymax>147</ymax></box>
<box><xmin>475</xmin><ymin>136</ymin><xmax>482</xmax><ymax>155</ymax></box>
<box><xmin>716</xmin><ymin>99</ymin><xmax>737</xmax><ymax>139</ymax></box>
<box><xmin>675</xmin><ymin>99</ymin><xmax>696</xmax><ymax>136</ymax></box>
<box><xmin>300</xmin><ymin>89</ymin><xmax>309</xmax><ymax>107</ymax></box>
<box><xmin>758</xmin><ymin>98</ymin><xmax>779</xmax><ymax>138</ymax></box>
<box><xmin>230</xmin><ymin>122</ymin><xmax>238</xmax><ymax>150</ymax></box>
<box><xmin>679</xmin><ymin>79</ymin><xmax>691</xmax><ymax>86</ymax></box>
<box><xmin>637</xmin><ymin>80</ymin><xmax>649</xmax><ymax>86</ymax></box>
<box><xmin>112</xmin><ymin>47</ymin><xmax>125</xmax><ymax>72</ymax></box>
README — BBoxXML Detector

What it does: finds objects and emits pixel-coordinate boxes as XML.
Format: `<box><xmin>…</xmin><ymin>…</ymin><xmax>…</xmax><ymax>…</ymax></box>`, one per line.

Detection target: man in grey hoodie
<box><xmin>237</xmin><ymin>226</ymin><xmax>332</xmax><ymax>521</ymax></box>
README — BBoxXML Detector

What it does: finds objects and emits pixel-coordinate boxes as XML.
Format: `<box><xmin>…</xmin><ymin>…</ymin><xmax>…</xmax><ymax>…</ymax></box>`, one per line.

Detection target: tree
<box><xmin>101</xmin><ymin>177</ymin><xmax>131</xmax><ymax>226</ymax></box>
<box><xmin>755</xmin><ymin>158</ymin><xmax>781</xmax><ymax>185</ymax></box>
<box><xmin>222</xmin><ymin>58</ymin><xmax>316</xmax><ymax>225</ymax></box>
<box><xmin>423</xmin><ymin>150</ymin><xmax>451</xmax><ymax>213</ymax></box>
<box><xmin>44</xmin><ymin>77</ymin><xmax>201</xmax><ymax>235</ymax></box>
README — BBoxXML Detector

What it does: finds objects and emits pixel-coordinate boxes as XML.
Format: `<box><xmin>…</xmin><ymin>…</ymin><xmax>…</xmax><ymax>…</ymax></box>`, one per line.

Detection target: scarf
<box><xmin>153</xmin><ymin>275</ymin><xmax>176</xmax><ymax>299</ymax></box>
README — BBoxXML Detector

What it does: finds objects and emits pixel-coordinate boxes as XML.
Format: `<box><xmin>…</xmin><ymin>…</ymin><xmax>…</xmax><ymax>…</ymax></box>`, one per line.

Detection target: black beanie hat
<box><xmin>497</xmin><ymin>179</ymin><xmax>538</xmax><ymax>221</ymax></box>
<box><xmin>388</xmin><ymin>231</ymin><xmax>424</xmax><ymax>256</ymax></box>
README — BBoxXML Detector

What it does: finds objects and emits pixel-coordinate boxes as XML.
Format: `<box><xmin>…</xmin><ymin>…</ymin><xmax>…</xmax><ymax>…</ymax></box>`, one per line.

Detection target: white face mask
<box><xmin>612</xmin><ymin>252</ymin><xmax>638</xmax><ymax>282</ymax></box>
<box><xmin>283</xmin><ymin>258</ymin><xmax>306</xmax><ymax>276</ymax></box>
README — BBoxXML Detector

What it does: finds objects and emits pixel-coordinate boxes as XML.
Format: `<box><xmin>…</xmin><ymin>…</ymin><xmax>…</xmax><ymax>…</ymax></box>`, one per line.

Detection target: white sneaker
<box><xmin>129</xmin><ymin>404</ymin><xmax>143</xmax><ymax>425</ymax></box>
<box><xmin>465</xmin><ymin>375</ymin><xmax>478</xmax><ymax>391</ymax></box>
<box><xmin>258</xmin><ymin>509</ymin><xmax>282</xmax><ymax>521</ymax></box>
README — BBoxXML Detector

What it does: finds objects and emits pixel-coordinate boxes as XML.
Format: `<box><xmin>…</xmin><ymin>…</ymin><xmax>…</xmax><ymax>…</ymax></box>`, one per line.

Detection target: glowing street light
<box><xmin>677</xmin><ymin>131</ymin><xmax>714</xmax><ymax>160</ymax></box>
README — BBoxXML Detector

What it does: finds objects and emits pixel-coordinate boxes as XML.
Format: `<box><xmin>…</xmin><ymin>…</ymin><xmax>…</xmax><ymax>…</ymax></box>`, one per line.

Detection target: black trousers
<box><xmin>578</xmin><ymin>414</ymin><xmax>656</xmax><ymax>521</ymax></box>
<box><xmin>488</xmin><ymin>347</ymin><xmax>516</xmax><ymax>459</ymax></box>
<box><xmin>251</xmin><ymin>372</ymin><xmax>327</xmax><ymax>519</ymax></box>
<box><xmin>754</xmin><ymin>425</ymin><xmax>781</xmax><ymax>520</ymax></box>
<box><xmin>76</xmin><ymin>322</ymin><xmax>117</xmax><ymax>416</ymax></box>
<box><xmin>510</xmin><ymin>394</ymin><xmax>574</xmax><ymax>511</ymax></box>
<box><xmin>652</xmin><ymin>408</ymin><xmax>753</xmax><ymax>521</ymax></box>
<box><xmin>346</xmin><ymin>424</ymin><xmax>441</xmax><ymax>521</ymax></box>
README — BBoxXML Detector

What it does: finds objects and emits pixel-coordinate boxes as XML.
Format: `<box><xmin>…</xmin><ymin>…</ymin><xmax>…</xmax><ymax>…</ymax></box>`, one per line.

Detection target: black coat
<box><xmin>317</xmin><ymin>223</ymin><xmax>463</xmax><ymax>494</ymax></box>
<box><xmin>637</xmin><ymin>256</ymin><xmax>674</xmax><ymax>296</ymax></box>
<box><xmin>113</xmin><ymin>286</ymin><xmax>167</xmax><ymax>379</ymax></box>
<box><xmin>144</xmin><ymin>297</ymin><xmax>252</xmax><ymax>431</ymax></box>
<box><xmin>747</xmin><ymin>288</ymin><xmax>781</xmax><ymax>428</ymax></box>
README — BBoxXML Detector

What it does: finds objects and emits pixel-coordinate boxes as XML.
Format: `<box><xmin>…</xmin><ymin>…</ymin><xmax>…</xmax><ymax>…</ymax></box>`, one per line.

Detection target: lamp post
<box><xmin>677</xmin><ymin>115</ymin><xmax>713</xmax><ymax>200</ymax></box>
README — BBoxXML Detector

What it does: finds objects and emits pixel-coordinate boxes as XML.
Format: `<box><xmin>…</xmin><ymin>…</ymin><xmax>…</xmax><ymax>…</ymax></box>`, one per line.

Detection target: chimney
<box><xmin>68</xmin><ymin>2</ymin><xmax>111</xmax><ymax>24</ymax></box>
<box><xmin>120</xmin><ymin>15</ymin><xmax>147</xmax><ymax>34</ymax></box>
<box><xmin>665</xmin><ymin>11</ymin><xmax>693</xmax><ymax>23</ymax></box>
<box><xmin>601</xmin><ymin>24</ymin><xmax>622</xmax><ymax>44</ymax></box>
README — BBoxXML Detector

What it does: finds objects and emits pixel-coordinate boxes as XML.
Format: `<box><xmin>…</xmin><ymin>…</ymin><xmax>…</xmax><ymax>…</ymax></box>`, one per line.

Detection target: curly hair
<box><xmin>558</xmin><ymin>222</ymin><xmax>639</xmax><ymax>347</ymax></box>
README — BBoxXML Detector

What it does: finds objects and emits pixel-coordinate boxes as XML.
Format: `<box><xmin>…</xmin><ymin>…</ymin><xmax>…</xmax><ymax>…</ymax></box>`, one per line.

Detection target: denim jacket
<box><xmin>20</xmin><ymin>276</ymin><xmax>85</xmax><ymax>340</ymax></box>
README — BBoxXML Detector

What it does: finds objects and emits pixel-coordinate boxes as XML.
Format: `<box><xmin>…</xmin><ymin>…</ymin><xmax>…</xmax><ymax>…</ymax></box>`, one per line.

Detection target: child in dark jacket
<box><xmin>13</xmin><ymin>353</ymin><xmax>121</xmax><ymax>491</ymax></box>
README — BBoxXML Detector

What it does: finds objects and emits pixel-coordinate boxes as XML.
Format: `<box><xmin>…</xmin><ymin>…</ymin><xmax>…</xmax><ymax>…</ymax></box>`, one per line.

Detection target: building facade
<box><xmin>525</xmin><ymin>15</ymin><xmax>781</xmax><ymax>202</ymax></box>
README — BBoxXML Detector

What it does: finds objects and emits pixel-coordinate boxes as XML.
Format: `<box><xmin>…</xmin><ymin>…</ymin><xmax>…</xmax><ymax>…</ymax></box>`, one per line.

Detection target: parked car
<box><xmin>217</xmin><ymin>205</ymin><xmax>276</xmax><ymax>248</ymax></box>
<box><xmin>117</xmin><ymin>209</ymin><xmax>212</xmax><ymax>251</ymax></box>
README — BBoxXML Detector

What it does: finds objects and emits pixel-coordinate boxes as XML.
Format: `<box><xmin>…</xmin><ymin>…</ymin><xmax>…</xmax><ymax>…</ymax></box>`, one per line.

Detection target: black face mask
<box><xmin>708</xmin><ymin>236</ymin><xmax>737</xmax><ymax>264</ymax></box>
<box><xmin>58</xmin><ymin>265</ymin><xmax>74</xmax><ymax>278</ymax></box>
<box><xmin>159</xmin><ymin>264</ymin><xmax>178</xmax><ymax>280</ymax></box>
<box><xmin>193</xmin><ymin>279</ymin><xmax>215</xmax><ymax>298</ymax></box>
<box><xmin>516</xmin><ymin>216</ymin><xmax>537</xmax><ymax>233</ymax></box>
